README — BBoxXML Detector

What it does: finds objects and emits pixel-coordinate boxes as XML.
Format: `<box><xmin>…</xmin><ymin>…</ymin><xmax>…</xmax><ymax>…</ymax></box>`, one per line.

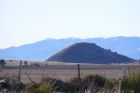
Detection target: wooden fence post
<box><xmin>77</xmin><ymin>64</ymin><xmax>82</xmax><ymax>93</ymax></box>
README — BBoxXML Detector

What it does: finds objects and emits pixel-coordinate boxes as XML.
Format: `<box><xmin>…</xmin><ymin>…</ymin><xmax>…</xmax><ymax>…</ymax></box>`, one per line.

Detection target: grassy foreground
<box><xmin>0</xmin><ymin>70</ymin><xmax>140</xmax><ymax>93</ymax></box>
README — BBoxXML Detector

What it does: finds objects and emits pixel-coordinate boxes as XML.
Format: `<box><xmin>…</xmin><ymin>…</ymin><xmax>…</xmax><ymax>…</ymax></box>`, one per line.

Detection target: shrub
<box><xmin>24</xmin><ymin>73</ymin><xmax>57</xmax><ymax>93</ymax></box>
<box><xmin>25</xmin><ymin>78</ymin><xmax>57</xmax><ymax>93</ymax></box>
<box><xmin>0</xmin><ymin>59</ymin><xmax>6</xmax><ymax>67</ymax></box>
<box><xmin>121</xmin><ymin>71</ymin><xmax>140</xmax><ymax>93</ymax></box>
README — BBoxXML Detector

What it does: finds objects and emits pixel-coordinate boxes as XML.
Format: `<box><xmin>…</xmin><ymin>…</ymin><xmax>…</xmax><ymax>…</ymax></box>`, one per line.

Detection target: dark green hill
<box><xmin>47</xmin><ymin>42</ymin><xmax>135</xmax><ymax>64</ymax></box>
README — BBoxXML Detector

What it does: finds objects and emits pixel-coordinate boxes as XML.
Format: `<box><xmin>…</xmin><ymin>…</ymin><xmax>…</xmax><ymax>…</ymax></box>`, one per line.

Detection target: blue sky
<box><xmin>0</xmin><ymin>0</ymin><xmax>140</xmax><ymax>48</ymax></box>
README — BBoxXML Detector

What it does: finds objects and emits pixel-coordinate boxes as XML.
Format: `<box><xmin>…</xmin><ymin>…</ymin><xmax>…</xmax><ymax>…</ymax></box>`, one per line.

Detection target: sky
<box><xmin>0</xmin><ymin>0</ymin><xmax>140</xmax><ymax>49</ymax></box>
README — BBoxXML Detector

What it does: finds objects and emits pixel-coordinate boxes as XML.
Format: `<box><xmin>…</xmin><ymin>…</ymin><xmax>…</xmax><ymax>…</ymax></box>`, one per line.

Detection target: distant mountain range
<box><xmin>0</xmin><ymin>37</ymin><xmax>140</xmax><ymax>61</ymax></box>
<box><xmin>47</xmin><ymin>42</ymin><xmax>135</xmax><ymax>64</ymax></box>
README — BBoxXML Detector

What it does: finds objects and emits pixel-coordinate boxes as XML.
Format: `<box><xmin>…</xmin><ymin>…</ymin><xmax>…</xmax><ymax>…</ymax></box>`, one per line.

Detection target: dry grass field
<box><xmin>0</xmin><ymin>61</ymin><xmax>140</xmax><ymax>83</ymax></box>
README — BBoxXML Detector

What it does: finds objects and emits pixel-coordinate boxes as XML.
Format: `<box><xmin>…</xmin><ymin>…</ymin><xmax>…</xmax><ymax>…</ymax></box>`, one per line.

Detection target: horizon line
<box><xmin>1</xmin><ymin>36</ymin><xmax>140</xmax><ymax>49</ymax></box>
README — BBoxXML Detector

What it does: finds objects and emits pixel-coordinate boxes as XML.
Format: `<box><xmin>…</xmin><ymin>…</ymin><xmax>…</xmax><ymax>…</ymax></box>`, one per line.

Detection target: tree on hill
<box><xmin>0</xmin><ymin>59</ymin><xmax>6</xmax><ymax>67</ymax></box>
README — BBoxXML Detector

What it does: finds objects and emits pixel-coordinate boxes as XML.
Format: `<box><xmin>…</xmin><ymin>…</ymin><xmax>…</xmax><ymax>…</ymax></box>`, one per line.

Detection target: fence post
<box><xmin>77</xmin><ymin>64</ymin><xmax>82</xmax><ymax>93</ymax></box>
<box><xmin>77</xmin><ymin>64</ymin><xmax>81</xmax><ymax>80</ymax></box>
<box><xmin>16</xmin><ymin>61</ymin><xmax>22</xmax><ymax>93</ymax></box>
<box><xmin>18</xmin><ymin>61</ymin><xmax>22</xmax><ymax>84</ymax></box>
<box><xmin>118</xmin><ymin>79</ymin><xmax>121</xmax><ymax>93</ymax></box>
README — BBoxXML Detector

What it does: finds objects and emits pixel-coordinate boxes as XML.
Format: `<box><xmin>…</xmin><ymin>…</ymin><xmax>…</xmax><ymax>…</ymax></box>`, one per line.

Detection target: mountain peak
<box><xmin>72</xmin><ymin>42</ymin><xmax>97</xmax><ymax>46</ymax></box>
<box><xmin>47</xmin><ymin>42</ymin><xmax>135</xmax><ymax>64</ymax></box>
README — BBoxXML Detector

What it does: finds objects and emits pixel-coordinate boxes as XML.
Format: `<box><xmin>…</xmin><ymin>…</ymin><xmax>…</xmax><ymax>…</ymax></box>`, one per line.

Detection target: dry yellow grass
<box><xmin>1</xmin><ymin>61</ymin><xmax>140</xmax><ymax>83</ymax></box>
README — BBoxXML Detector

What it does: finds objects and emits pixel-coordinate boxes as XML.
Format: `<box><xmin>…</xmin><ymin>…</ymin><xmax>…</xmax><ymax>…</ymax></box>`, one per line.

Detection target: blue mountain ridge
<box><xmin>0</xmin><ymin>37</ymin><xmax>140</xmax><ymax>61</ymax></box>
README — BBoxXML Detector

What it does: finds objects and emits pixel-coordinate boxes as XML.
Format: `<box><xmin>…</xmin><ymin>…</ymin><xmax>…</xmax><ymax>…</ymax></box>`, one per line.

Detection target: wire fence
<box><xmin>0</xmin><ymin>63</ymin><xmax>140</xmax><ymax>93</ymax></box>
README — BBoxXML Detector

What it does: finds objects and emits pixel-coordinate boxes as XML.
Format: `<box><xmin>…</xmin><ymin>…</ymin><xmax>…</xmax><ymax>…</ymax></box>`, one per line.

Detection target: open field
<box><xmin>1</xmin><ymin>63</ymin><xmax>140</xmax><ymax>83</ymax></box>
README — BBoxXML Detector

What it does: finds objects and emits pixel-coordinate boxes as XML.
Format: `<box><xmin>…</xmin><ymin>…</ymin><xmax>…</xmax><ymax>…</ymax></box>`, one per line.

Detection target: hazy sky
<box><xmin>0</xmin><ymin>0</ymin><xmax>140</xmax><ymax>48</ymax></box>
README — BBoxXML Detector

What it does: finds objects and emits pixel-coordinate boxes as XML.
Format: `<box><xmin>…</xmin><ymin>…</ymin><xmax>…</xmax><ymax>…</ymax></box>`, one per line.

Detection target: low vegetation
<box><xmin>0</xmin><ymin>63</ymin><xmax>140</xmax><ymax>93</ymax></box>
<box><xmin>24</xmin><ymin>72</ymin><xmax>140</xmax><ymax>93</ymax></box>
<box><xmin>121</xmin><ymin>71</ymin><xmax>140</xmax><ymax>93</ymax></box>
<box><xmin>25</xmin><ymin>78</ymin><xmax>57</xmax><ymax>93</ymax></box>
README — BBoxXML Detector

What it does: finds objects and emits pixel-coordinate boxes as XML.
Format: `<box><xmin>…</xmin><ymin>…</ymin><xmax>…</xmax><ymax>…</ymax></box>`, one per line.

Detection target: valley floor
<box><xmin>0</xmin><ymin>64</ymin><xmax>140</xmax><ymax>83</ymax></box>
